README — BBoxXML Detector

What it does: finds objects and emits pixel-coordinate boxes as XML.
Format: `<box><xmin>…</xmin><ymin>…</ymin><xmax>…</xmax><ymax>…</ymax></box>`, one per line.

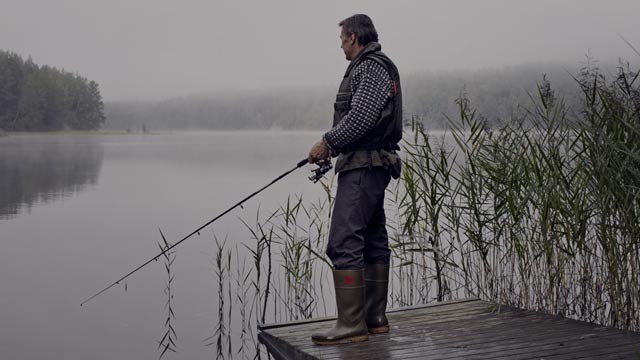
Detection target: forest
<box><xmin>0</xmin><ymin>51</ymin><xmax>105</xmax><ymax>131</ymax></box>
<box><xmin>2</xmin><ymin>49</ymin><xmax>629</xmax><ymax>133</ymax></box>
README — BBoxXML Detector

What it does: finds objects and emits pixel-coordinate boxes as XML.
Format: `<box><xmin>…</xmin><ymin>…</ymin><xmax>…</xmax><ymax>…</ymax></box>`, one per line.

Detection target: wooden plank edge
<box><xmin>258</xmin><ymin>330</ymin><xmax>318</xmax><ymax>360</ymax></box>
<box><xmin>258</xmin><ymin>297</ymin><xmax>480</xmax><ymax>330</ymax></box>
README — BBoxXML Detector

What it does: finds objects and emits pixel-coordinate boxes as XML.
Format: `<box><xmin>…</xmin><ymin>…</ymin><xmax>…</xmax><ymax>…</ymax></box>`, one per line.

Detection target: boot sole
<box><xmin>312</xmin><ymin>334</ymin><xmax>369</xmax><ymax>345</ymax></box>
<box><xmin>368</xmin><ymin>325</ymin><xmax>389</xmax><ymax>334</ymax></box>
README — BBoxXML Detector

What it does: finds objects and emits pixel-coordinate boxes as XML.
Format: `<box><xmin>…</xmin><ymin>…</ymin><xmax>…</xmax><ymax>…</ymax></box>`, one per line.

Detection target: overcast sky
<box><xmin>1</xmin><ymin>0</ymin><xmax>638</xmax><ymax>101</ymax></box>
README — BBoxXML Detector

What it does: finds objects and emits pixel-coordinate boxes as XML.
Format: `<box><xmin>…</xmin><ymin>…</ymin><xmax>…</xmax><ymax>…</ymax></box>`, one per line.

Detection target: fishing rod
<box><xmin>80</xmin><ymin>157</ymin><xmax>333</xmax><ymax>307</ymax></box>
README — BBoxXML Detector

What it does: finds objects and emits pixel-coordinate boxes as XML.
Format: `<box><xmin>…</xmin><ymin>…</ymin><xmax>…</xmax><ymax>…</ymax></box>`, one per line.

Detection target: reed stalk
<box><xmin>157</xmin><ymin>57</ymin><xmax>640</xmax><ymax>359</ymax></box>
<box><xmin>157</xmin><ymin>229</ymin><xmax>177</xmax><ymax>359</ymax></box>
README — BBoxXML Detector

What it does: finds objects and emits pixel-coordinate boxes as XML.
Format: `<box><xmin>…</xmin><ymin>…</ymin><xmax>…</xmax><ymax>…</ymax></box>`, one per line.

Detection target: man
<box><xmin>308</xmin><ymin>14</ymin><xmax>402</xmax><ymax>345</ymax></box>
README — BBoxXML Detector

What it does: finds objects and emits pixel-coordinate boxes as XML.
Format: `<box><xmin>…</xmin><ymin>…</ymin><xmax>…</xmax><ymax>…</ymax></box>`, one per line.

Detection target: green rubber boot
<box><xmin>311</xmin><ymin>269</ymin><xmax>369</xmax><ymax>345</ymax></box>
<box><xmin>365</xmin><ymin>263</ymin><xmax>390</xmax><ymax>334</ymax></box>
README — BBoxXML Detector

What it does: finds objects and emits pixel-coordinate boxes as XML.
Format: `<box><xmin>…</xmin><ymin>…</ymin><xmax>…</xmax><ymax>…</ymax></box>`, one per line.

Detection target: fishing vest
<box><xmin>332</xmin><ymin>42</ymin><xmax>403</xmax><ymax>153</ymax></box>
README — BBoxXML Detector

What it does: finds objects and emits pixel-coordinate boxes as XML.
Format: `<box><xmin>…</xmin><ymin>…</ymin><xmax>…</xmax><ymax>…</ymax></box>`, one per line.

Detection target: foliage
<box><xmin>231</xmin><ymin>58</ymin><xmax>640</xmax><ymax>334</ymax></box>
<box><xmin>157</xmin><ymin>229</ymin><xmax>177</xmax><ymax>358</ymax></box>
<box><xmin>152</xmin><ymin>57</ymin><xmax>640</xmax><ymax>359</ymax></box>
<box><xmin>0</xmin><ymin>50</ymin><xmax>105</xmax><ymax>131</ymax></box>
<box><xmin>396</xmin><ymin>59</ymin><xmax>640</xmax><ymax>330</ymax></box>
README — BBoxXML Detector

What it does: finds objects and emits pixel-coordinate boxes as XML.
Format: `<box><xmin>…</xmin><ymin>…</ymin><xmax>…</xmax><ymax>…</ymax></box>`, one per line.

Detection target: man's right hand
<box><xmin>308</xmin><ymin>138</ymin><xmax>331</xmax><ymax>165</ymax></box>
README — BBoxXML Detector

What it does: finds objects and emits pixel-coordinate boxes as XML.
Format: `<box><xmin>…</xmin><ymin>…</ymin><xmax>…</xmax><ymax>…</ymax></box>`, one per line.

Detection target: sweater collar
<box><xmin>344</xmin><ymin>42</ymin><xmax>382</xmax><ymax>77</ymax></box>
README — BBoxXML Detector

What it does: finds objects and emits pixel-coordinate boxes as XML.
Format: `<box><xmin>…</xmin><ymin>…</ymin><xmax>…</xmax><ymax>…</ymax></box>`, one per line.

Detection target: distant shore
<box><xmin>0</xmin><ymin>127</ymin><xmax>450</xmax><ymax>139</ymax></box>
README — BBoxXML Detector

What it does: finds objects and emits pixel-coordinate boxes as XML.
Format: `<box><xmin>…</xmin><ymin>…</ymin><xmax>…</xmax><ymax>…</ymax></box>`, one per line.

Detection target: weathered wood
<box><xmin>290</xmin><ymin>329</ymin><xmax>625</xmax><ymax>360</ymax></box>
<box><xmin>266</xmin><ymin>302</ymin><xmax>492</xmax><ymax>338</ymax></box>
<box><xmin>259</xmin><ymin>298</ymin><xmax>640</xmax><ymax>359</ymax></box>
<box><xmin>264</xmin><ymin>300</ymin><xmax>493</xmax><ymax>336</ymax></box>
<box><xmin>279</xmin><ymin>311</ymin><xmax>617</xmax><ymax>348</ymax></box>
<box><xmin>258</xmin><ymin>297</ymin><xmax>481</xmax><ymax>331</ymax></box>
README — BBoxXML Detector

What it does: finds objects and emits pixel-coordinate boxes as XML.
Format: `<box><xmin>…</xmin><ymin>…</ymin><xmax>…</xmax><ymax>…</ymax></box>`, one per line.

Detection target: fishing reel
<box><xmin>309</xmin><ymin>160</ymin><xmax>333</xmax><ymax>183</ymax></box>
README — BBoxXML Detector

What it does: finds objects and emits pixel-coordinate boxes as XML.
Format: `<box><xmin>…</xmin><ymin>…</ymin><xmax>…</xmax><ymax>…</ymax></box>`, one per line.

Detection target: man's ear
<box><xmin>349</xmin><ymin>33</ymin><xmax>356</xmax><ymax>45</ymax></box>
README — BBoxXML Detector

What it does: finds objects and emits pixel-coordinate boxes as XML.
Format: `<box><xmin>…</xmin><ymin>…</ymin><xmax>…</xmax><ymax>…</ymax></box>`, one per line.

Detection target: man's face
<box><xmin>339</xmin><ymin>28</ymin><xmax>356</xmax><ymax>61</ymax></box>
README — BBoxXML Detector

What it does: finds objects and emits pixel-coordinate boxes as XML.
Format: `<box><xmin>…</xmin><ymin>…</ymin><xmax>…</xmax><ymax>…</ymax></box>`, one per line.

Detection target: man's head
<box><xmin>338</xmin><ymin>14</ymin><xmax>378</xmax><ymax>61</ymax></box>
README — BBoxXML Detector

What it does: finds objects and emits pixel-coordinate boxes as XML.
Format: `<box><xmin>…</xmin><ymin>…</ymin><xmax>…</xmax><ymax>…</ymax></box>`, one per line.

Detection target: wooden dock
<box><xmin>258</xmin><ymin>298</ymin><xmax>640</xmax><ymax>359</ymax></box>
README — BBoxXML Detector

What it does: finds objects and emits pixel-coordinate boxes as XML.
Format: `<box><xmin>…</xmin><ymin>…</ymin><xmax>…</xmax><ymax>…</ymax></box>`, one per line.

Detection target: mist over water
<box><xmin>0</xmin><ymin>131</ymin><xmax>324</xmax><ymax>359</ymax></box>
<box><xmin>2</xmin><ymin>1</ymin><xmax>640</xmax><ymax>358</ymax></box>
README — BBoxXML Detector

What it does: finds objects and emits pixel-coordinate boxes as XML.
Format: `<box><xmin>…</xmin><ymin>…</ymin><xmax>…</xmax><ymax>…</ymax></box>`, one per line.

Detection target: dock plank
<box><xmin>259</xmin><ymin>298</ymin><xmax>640</xmax><ymax>359</ymax></box>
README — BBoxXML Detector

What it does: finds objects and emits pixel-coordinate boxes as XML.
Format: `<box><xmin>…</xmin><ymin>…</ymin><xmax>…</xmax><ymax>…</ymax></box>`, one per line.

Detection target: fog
<box><xmin>1</xmin><ymin>0</ymin><xmax>639</xmax><ymax>101</ymax></box>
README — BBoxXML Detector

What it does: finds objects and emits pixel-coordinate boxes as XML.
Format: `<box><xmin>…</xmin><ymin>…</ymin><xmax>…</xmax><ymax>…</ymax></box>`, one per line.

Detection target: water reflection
<box><xmin>0</xmin><ymin>135</ymin><xmax>104</xmax><ymax>219</ymax></box>
<box><xmin>0</xmin><ymin>131</ymin><xmax>325</xmax><ymax>360</ymax></box>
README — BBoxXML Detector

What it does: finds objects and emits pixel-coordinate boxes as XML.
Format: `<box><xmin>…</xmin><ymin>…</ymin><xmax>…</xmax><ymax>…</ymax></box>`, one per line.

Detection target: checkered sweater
<box><xmin>323</xmin><ymin>59</ymin><xmax>393</xmax><ymax>152</ymax></box>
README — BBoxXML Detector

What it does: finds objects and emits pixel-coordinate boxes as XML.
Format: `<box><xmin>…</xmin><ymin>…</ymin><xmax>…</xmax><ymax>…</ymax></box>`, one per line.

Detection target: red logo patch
<box><xmin>344</xmin><ymin>275</ymin><xmax>354</xmax><ymax>285</ymax></box>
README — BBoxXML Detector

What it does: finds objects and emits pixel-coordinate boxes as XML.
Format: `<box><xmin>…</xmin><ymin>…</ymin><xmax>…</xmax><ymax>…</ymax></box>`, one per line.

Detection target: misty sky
<box><xmin>1</xmin><ymin>0</ymin><xmax>638</xmax><ymax>101</ymax></box>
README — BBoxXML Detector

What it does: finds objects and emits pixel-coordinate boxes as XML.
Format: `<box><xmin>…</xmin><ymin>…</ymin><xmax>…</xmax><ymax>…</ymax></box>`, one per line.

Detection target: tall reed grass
<box><xmin>391</xmin><ymin>61</ymin><xmax>640</xmax><ymax>330</ymax></box>
<box><xmin>157</xmin><ymin>229</ymin><xmax>177</xmax><ymax>358</ymax></box>
<box><xmin>157</xmin><ymin>59</ymin><xmax>640</xmax><ymax>359</ymax></box>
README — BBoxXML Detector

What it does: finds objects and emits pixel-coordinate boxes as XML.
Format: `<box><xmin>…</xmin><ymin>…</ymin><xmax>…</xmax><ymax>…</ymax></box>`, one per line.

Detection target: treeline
<box><xmin>0</xmin><ymin>50</ymin><xmax>105</xmax><ymax>131</ymax></box>
<box><xmin>403</xmin><ymin>62</ymin><xmax>584</xmax><ymax>128</ymax></box>
<box><xmin>104</xmin><ymin>61</ymin><xmax>602</xmax><ymax>131</ymax></box>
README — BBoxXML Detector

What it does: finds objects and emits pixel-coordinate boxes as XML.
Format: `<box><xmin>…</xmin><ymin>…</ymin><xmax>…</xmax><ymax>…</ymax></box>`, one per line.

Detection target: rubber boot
<box><xmin>364</xmin><ymin>263</ymin><xmax>390</xmax><ymax>334</ymax></box>
<box><xmin>311</xmin><ymin>269</ymin><xmax>369</xmax><ymax>345</ymax></box>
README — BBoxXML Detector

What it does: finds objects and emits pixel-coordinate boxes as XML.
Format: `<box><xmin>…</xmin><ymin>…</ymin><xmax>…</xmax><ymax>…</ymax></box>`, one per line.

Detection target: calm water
<box><xmin>0</xmin><ymin>131</ymin><xmax>325</xmax><ymax>359</ymax></box>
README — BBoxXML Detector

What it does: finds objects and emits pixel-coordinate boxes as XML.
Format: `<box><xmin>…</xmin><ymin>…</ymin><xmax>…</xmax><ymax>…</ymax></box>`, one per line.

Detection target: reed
<box><xmin>390</xmin><ymin>60</ymin><xmax>640</xmax><ymax>330</ymax></box>
<box><xmin>174</xmin><ymin>58</ymin><xmax>639</xmax><ymax>359</ymax></box>
<box><xmin>157</xmin><ymin>229</ymin><xmax>177</xmax><ymax>359</ymax></box>
<box><xmin>237</xmin><ymin>58</ymin><xmax>639</xmax><ymax>333</ymax></box>
<box><xmin>204</xmin><ymin>235</ymin><xmax>229</xmax><ymax>360</ymax></box>
<box><xmin>233</xmin><ymin>246</ymin><xmax>254</xmax><ymax>358</ymax></box>
<box><xmin>239</xmin><ymin>179</ymin><xmax>335</xmax><ymax>326</ymax></box>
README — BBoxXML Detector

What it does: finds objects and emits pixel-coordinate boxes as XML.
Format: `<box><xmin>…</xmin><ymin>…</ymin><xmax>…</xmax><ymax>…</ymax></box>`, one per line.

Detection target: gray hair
<box><xmin>339</xmin><ymin>14</ymin><xmax>378</xmax><ymax>46</ymax></box>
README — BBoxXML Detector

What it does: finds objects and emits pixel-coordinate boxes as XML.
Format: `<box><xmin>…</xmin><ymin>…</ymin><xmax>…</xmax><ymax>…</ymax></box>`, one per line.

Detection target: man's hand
<box><xmin>308</xmin><ymin>138</ymin><xmax>331</xmax><ymax>165</ymax></box>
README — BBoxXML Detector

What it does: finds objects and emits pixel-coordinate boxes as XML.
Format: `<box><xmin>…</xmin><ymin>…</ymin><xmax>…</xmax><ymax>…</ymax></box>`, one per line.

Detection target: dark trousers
<box><xmin>327</xmin><ymin>167</ymin><xmax>391</xmax><ymax>270</ymax></box>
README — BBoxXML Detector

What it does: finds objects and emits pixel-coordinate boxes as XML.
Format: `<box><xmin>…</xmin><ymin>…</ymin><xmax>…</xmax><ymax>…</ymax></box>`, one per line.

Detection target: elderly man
<box><xmin>308</xmin><ymin>14</ymin><xmax>402</xmax><ymax>345</ymax></box>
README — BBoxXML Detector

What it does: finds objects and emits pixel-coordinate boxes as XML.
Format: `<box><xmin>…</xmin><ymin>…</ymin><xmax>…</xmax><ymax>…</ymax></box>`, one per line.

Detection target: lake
<box><xmin>0</xmin><ymin>131</ymin><xmax>328</xmax><ymax>359</ymax></box>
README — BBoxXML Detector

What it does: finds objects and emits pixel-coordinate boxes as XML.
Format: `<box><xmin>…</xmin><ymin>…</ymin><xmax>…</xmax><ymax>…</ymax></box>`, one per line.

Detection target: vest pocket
<box><xmin>334</xmin><ymin>92</ymin><xmax>351</xmax><ymax>111</ymax></box>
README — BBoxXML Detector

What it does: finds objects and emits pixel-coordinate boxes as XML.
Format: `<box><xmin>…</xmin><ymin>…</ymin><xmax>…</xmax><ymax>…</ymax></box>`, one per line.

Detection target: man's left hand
<box><xmin>308</xmin><ymin>138</ymin><xmax>331</xmax><ymax>165</ymax></box>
